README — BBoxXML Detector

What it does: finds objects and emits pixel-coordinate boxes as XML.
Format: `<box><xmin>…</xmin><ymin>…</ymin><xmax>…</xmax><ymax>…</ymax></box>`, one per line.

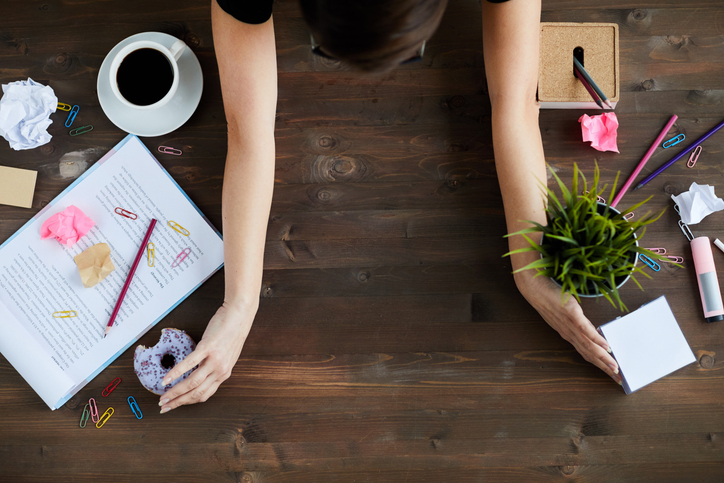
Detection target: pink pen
<box><xmin>690</xmin><ymin>237</ymin><xmax>724</xmax><ymax>322</ymax></box>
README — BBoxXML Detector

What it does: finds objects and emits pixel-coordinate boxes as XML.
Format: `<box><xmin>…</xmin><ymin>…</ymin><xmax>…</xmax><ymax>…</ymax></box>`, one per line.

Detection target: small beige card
<box><xmin>74</xmin><ymin>243</ymin><xmax>116</xmax><ymax>288</ymax></box>
<box><xmin>0</xmin><ymin>165</ymin><xmax>37</xmax><ymax>209</ymax></box>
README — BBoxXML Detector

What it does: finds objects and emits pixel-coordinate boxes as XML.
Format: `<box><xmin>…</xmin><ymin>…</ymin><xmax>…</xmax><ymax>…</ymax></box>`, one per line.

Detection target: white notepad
<box><xmin>598</xmin><ymin>296</ymin><xmax>696</xmax><ymax>394</ymax></box>
<box><xmin>0</xmin><ymin>135</ymin><xmax>224</xmax><ymax>409</ymax></box>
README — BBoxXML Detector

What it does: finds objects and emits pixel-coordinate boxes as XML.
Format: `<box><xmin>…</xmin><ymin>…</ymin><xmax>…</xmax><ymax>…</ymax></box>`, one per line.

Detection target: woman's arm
<box><xmin>481</xmin><ymin>0</ymin><xmax>622</xmax><ymax>383</ymax></box>
<box><xmin>158</xmin><ymin>0</ymin><xmax>278</xmax><ymax>413</ymax></box>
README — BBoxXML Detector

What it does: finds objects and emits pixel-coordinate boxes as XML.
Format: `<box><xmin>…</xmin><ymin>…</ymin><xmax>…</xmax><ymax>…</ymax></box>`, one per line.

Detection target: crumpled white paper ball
<box><xmin>0</xmin><ymin>78</ymin><xmax>58</xmax><ymax>150</ymax></box>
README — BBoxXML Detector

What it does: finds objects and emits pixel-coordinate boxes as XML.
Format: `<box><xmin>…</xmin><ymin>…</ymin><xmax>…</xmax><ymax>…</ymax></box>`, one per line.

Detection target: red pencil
<box><xmin>104</xmin><ymin>218</ymin><xmax>157</xmax><ymax>337</ymax></box>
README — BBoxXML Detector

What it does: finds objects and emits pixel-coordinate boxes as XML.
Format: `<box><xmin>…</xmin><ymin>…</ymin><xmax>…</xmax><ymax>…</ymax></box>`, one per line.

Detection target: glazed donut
<box><xmin>133</xmin><ymin>328</ymin><xmax>196</xmax><ymax>395</ymax></box>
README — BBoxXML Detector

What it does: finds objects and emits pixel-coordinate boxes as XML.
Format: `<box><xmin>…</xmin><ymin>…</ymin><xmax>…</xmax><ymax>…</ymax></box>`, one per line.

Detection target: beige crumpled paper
<box><xmin>74</xmin><ymin>243</ymin><xmax>115</xmax><ymax>288</ymax></box>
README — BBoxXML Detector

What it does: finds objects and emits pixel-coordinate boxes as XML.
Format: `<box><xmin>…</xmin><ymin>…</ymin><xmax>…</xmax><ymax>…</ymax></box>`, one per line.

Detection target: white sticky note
<box><xmin>598</xmin><ymin>296</ymin><xmax>696</xmax><ymax>394</ymax></box>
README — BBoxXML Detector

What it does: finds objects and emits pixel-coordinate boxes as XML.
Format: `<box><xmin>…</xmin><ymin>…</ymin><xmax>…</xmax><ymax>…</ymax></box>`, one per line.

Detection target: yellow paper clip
<box><xmin>57</xmin><ymin>102</ymin><xmax>72</xmax><ymax>111</ymax></box>
<box><xmin>128</xmin><ymin>396</ymin><xmax>143</xmax><ymax>419</ymax></box>
<box><xmin>687</xmin><ymin>145</ymin><xmax>702</xmax><ymax>168</ymax></box>
<box><xmin>53</xmin><ymin>310</ymin><xmax>77</xmax><ymax>318</ymax></box>
<box><xmin>65</xmin><ymin>105</ymin><xmax>79</xmax><ymax>128</ymax></box>
<box><xmin>79</xmin><ymin>404</ymin><xmax>90</xmax><ymax>428</ymax></box>
<box><xmin>158</xmin><ymin>145</ymin><xmax>183</xmax><ymax>156</ymax></box>
<box><xmin>663</xmin><ymin>133</ymin><xmax>685</xmax><ymax>148</ymax></box>
<box><xmin>168</xmin><ymin>220</ymin><xmax>190</xmax><ymax>236</ymax></box>
<box><xmin>147</xmin><ymin>242</ymin><xmax>155</xmax><ymax>267</ymax></box>
<box><xmin>89</xmin><ymin>398</ymin><xmax>99</xmax><ymax>423</ymax></box>
<box><xmin>172</xmin><ymin>248</ymin><xmax>192</xmax><ymax>268</ymax></box>
<box><xmin>96</xmin><ymin>407</ymin><xmax>114</xmax><ymax>428</ymax></box>
<box><xmin>69</xmin><ymin>125</ymin><xmax>93</xmax><ymax>137</ymax></box>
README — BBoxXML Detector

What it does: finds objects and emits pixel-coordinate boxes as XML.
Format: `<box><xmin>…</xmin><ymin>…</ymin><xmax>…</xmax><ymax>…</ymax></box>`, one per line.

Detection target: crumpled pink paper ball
<box><xmin>40</xmin><ymin>205</ymin><xmax>95</xmax><ymax>246</ymax></box>
<box><xmin>578</xmin><ymin>112</ymin><xmax>620</xmax><ymax>153</ymax></box>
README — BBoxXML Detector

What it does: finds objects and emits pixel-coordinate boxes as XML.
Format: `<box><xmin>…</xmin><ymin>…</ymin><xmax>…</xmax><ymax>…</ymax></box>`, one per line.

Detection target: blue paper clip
<box><xmin>65</xmin><ymin>105</ymin><xmax>79</xmax><ymax>128</ymax></box>
<box><xmin>69</xmin><ymin>125</ymin><xmax>93</xmax><ymax>137</ymax></box>
<box><xmin>663</xmin><ymin>133</ymin><xmax>685</xmax><ymax>148</ymax></box>
<box><xmin>128</xmin><ymin>396</ymin><xmax>143</xmax><ymax>419</ymax></box>
<box><xmin>639</xmin><ymin>254</ymin><xmax>661</xmax><ymax>272</ymax></box>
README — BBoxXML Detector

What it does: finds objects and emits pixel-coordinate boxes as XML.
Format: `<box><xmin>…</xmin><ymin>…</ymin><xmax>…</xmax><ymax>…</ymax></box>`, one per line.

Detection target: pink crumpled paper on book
<box><xmin>40</xmin><ymin>205</ymin><xmax>95</xmax><ymax>246</ymax></box>
<box><xmin>579</xmin><ymin>112</ymin><xmax>620</xmax><ymax>153</ymax></box>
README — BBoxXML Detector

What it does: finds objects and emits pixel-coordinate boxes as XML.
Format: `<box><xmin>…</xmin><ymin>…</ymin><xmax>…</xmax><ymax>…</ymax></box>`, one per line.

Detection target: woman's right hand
<box><xmin>514</xmin><ymin>268</ymin><xmax>623</xmax><ymax>384</ymax></box>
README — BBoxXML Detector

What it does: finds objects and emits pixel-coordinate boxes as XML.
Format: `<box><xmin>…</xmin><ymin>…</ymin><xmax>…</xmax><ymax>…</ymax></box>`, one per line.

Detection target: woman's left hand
<box><xmin>158</xmin><ymin>303</ymin><xmax>254</xmax><ymax>413</ymax></box>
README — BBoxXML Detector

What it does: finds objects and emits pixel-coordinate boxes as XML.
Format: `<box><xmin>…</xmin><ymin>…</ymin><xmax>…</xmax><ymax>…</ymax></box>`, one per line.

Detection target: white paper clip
<box><xmin>687</xmin><ymin>145</ymin><xmax>702</xmax><ymax>168</ymax></box>
<box><xmin>678</xmin><ymin>220</ymin><xmax>694</xmax><ymax>242</ymax></box>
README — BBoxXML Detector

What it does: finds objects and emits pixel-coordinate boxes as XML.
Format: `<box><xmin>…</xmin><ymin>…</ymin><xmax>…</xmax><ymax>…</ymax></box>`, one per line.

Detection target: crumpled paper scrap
<box><xmin>579</xmin><ymin>112</ymin><xmax>620</xmax><ymax>153</ymax></box>
<box><xmin>40</xmin><ymin>205</ymin><xmax>95</xmax><ymax>246</ymax></box>
<box><xmin>671</xmin><ymin>182</ymin><xmax>724</xmax><ymax>225</ymax></box>
<box><xmin>0</xmin><ymin>78</ymin><xmax>58</xmax><ymax>150</ymax></box>
<box><xmin>74</xmin><ymin>243</ymin><xmax>115</xmax><ymax>288</ymax></box>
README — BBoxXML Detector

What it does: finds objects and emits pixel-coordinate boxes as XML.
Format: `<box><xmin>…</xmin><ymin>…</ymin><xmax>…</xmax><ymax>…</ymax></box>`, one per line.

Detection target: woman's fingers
<box><xmin>161</xmin><ymin>376</ymin><xmax>220</xmax><ymax>414</ymax></box>
<box><xmin>161</xmin><ymin>346</ymin><xmax>207</xmax><ymax>386</ymax></box>
<box><xmin>159</xmin><ymin>362</ymin><xmax>212</xmax><ymax>408</ymax></box>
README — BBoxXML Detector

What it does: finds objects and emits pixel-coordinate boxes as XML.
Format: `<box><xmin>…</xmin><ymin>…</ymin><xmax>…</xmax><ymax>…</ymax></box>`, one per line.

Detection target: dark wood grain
<box><xmin>2</xmin><ymin>0</ymin><xmax>724</xmax><ymax>481</ymax></box>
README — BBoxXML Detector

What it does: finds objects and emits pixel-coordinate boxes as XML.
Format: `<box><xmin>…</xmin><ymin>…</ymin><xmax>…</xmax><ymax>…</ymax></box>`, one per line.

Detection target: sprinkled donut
<box><xmin>133</xmin><ymin>328</ymin><xmax>196</xmax><ymax>395</ymax></box>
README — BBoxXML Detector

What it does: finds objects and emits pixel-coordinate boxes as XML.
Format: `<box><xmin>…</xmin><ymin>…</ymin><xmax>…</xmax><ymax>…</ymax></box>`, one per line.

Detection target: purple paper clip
<box><xmin>158</xmin><ymin>146</ymin><xmax>183</xmax><ymax>156</ymax></box>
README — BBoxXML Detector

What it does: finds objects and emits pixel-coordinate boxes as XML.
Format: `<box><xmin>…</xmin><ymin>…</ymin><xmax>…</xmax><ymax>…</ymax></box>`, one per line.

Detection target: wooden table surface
<box><xmin>2</xmin><ymin>0</ymin><xmax>724</xmax><ymax>481</ymax></box>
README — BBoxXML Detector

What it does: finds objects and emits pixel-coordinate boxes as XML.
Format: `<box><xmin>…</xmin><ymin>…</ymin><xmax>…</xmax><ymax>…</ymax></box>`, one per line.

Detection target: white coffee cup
<box><xmin>108</xmin><ymin>38</ymin><xmax>187</xmax><ymax>110</ymax></box>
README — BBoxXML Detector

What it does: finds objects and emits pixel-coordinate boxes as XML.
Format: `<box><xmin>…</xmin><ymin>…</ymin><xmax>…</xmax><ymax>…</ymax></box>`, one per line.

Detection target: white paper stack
<box><xmin>598</xmin><ymin>296</ymin><xmax>696</xmax><ymax>394</ymax></box>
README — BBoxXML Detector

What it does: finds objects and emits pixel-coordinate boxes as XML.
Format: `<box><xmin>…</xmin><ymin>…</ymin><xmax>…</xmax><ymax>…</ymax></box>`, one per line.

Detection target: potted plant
<box><xmin>505</xmin><ymin>163</ymin><xmax>667</xmax><ymax>311</ymax></box>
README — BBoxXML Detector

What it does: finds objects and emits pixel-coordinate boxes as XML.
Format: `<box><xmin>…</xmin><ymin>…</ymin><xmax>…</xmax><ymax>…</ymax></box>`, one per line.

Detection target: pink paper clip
<box><xmin>583</xmin><ymin>191</ymin><xmax>606</xmax><ymax>204</ymax></box>
<box><xmin>624</xmin><ymin>212</ymin><xmax>634</xmax><ymax>221</ymax></box>
<box><xmin>158</xmin><ymin>146</ymin><xmax>183</xmax><ymax>156</ymax></box>
<box><xmin>646</xmin><ymin>248</ymin><xmax>666</xmax><ymax>254</ymax></box>
<box><xmin>663</xmin><ymin>255</ymin><xmax>684</xmax><ymax>264</ymax></box>
<box><xmin>89</xmin><ymin>398</ymin><xmax>99</xmax><ymax>423</ymax></box>
<box><xmin>687</xmin><ymin>145</ymin><xmax>702</xmax><ymax>168</ymax></box>
<box><xmin>114</xmin><ymin>207</ymin><xmax>138</xmax><ymax>220</ymax></box>
<box><xmin>102</xmin><ymin>377</ymin><xmax>121</xmax><ymax>397</ymax></box>
<box><xmin>172</xmin><ymin>248</ymin><xmax>192</xmax><ymax>267</ymax></box>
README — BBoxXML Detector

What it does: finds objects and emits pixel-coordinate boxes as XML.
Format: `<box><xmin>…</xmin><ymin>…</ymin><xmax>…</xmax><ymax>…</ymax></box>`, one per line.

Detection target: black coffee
<box><xmin>116</xmin><ymin>48</ymin><xmax>174</xmax><ymax>106</ymax></box>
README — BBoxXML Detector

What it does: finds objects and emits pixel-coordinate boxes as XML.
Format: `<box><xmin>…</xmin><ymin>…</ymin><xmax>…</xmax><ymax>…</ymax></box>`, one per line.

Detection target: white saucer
<box><xmin>97</xmin><ymin>32</ymin><xmax>203</xmax><ymax>137</ymax></box>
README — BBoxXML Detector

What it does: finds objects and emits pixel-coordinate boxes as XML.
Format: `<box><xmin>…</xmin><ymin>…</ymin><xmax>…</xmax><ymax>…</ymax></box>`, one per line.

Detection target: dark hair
<box><xmin>299</xmin><ymin>0</ymin><xmax>449</xmax><ymax>72</ymax></box>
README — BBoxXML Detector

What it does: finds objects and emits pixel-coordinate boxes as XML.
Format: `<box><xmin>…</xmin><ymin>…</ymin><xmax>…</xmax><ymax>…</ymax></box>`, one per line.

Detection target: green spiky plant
<box><xmin>505</xmin><ymin>163</ymin><xmax>668</xmax><ymax>311</ymax></box>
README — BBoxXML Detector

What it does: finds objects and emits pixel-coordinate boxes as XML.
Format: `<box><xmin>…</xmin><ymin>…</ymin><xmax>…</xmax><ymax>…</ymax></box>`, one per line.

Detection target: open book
<box><xmin>598</xmin><ymin>296</ymin><xmax>696</xmax><ymax>394</ymax></box>
<box><xmin>0</xmin><ymin>135</ymin><xmax>224</xmax><ymax>409</ymax></box>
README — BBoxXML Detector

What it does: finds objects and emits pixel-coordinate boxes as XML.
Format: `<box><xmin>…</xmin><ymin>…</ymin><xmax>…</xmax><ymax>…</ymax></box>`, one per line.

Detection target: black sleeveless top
<box><xmin>216</xmin><ymin>0</ymin><xmax>510</xmax><ymax>25</ymax></box>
